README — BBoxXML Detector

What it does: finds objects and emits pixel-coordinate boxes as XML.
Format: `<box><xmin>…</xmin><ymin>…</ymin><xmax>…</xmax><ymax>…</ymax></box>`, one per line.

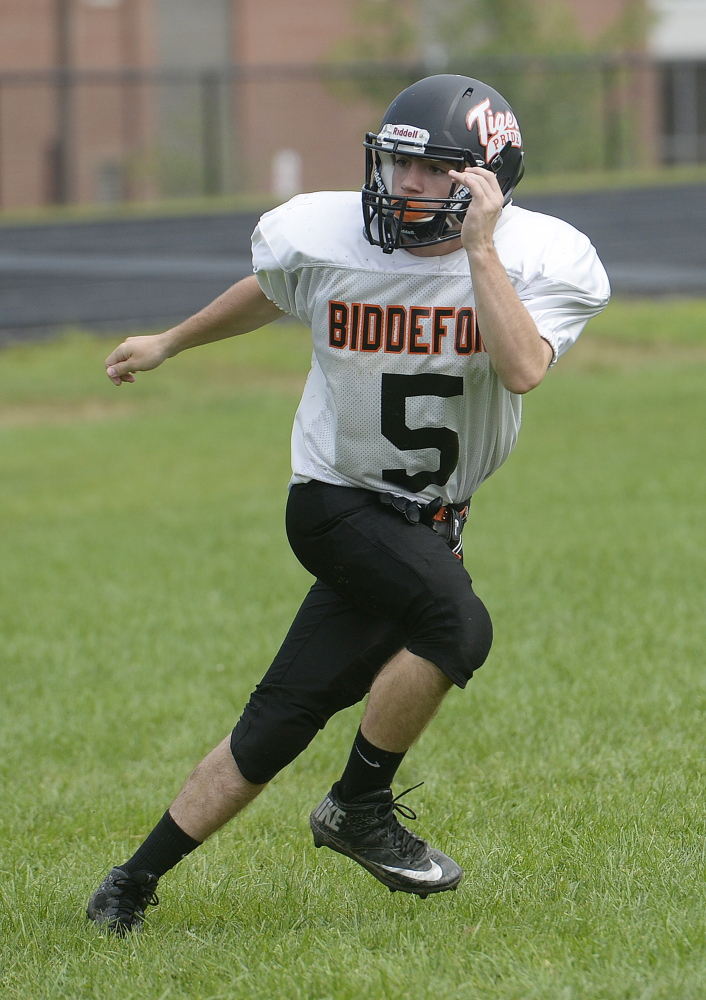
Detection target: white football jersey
<box><xmin>252</xmin><ymin>190</ymin><xmax>610</xmax><ymax>505</ymax></box>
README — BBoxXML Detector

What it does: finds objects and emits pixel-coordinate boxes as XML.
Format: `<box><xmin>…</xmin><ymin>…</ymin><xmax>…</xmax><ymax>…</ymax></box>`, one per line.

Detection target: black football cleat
<box><xmin>310</xmin><ymin>782</ymin><xmax>463</xmax><ymax>896</ymax></box>
<box><xmin>86</xmin><ymin>867</ymin><xmax>159</xmax><ymax>934</ymax></box>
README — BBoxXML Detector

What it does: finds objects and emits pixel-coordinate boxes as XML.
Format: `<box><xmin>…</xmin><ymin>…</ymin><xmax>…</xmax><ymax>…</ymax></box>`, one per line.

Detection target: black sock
<box><xmin>338</xmin><ymin>728</ymin><xmax>406</xmax><ymax>801</ymax></box>
<box><xmin>121</xmin><ymin>811</ymin><xmax>202</xmax><ymax>879</ymax></box>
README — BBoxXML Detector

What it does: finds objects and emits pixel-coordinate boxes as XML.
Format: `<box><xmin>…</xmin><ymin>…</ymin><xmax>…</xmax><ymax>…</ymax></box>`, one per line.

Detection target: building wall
<box><xmin>565</xmin><ymin>0</ymin><xmax>642</xmax><ymax>41</ymax></box>
<box><xmin>0</xmin><ymin>0</ymin><xmax>156</xmax><ymax>72</ymax></box>
<box><xmin>234</xmin><ymin>0</ymin><xmax>355</xmax><ymax>65</ymax></box>
<box><xmin>651</xmin><ymin>0</ymin><xmax>706</xmax><ymax>56</ymax></box>
<box><xmin>0</xmin><ymin>0</ymin><xmax>157</xmax><ymax>208</ymax></box>
<box><xmin>0</xmin><ymin>0</ymin><xmax>371</xmax><ymax>207</ymax></box>
<box><xmin>0</xmin><ymin>0</ymin><xmax>56</xmax><ymax>69</ymax></box>
<box><xmin>232</xmin><ymin>0</ymin><xmax>381</xmax><ymax>196</ymax></box>
<box><xmin>72</xmin><ymin>0</ymin><xmax>157</xmax><ymax>203</ymax></box>
<box><xmin>0</xmin><ymin>0</ymin><xmax>55</xmax><ymax>206</ymax></box>
<box><xmin>651</xmin><ymin>1</ymin><xmax>706</xmax><ymax>162</ymax></box>
<box><xmin>158</xmin><ymin>0</ymin><xmax>231</xmax><ymax>67</ymax></box>
<box><xmin>0</xmin><ymin>0</ymin><xmax>683</xmax><ymax>210</ymax></box>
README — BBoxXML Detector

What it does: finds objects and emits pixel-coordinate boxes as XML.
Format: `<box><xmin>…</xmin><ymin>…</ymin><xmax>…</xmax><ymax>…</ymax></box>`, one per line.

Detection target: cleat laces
<box><xmin>113</xmin><ymin>872</ymin><xmax>159</xmax><ymax>925</ymax></box>
<box><xmin>370</xmin><ymin>783</ymin><xmax>427</xmax><ymax>862</ymax></box>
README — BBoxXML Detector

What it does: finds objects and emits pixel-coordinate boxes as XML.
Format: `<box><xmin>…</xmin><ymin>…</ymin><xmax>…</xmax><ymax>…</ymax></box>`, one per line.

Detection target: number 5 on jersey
<box><xmin>381</xmin><ymin>373</ymin><xmax>464</xmax><ymax>493</ymax></box>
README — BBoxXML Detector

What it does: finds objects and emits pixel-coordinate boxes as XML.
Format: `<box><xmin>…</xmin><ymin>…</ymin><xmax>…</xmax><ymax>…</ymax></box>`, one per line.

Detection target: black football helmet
<box><xmin>362</xmin><ymin>74</ymin><xmax>525</xmax><ymax>253</ymax></box>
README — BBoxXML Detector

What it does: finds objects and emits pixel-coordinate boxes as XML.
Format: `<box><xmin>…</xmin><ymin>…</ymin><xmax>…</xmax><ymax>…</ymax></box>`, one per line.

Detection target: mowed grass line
<box><xmin>0</xmin><ymin>302</ymin><xmax>705</xmax><ymax>999</ymax></box>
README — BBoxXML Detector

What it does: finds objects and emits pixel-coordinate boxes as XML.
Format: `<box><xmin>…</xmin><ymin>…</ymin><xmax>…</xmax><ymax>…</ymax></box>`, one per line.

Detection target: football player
<box><xmin>87</xmin><ymin>74</ymin><xmax>610</xmax><ymax>932</ymax></box>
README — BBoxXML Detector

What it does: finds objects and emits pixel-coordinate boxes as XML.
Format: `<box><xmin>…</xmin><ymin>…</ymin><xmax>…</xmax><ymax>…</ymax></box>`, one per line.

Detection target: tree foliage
<box><xmin>331</xmin><ymin>0</ymin><xmax>654</xmax><ymax>174</ymax></box>
<box><xmin>337</xmin><ymin>0</ymin><xmax>652</xmax><ymax>64</ymax></box>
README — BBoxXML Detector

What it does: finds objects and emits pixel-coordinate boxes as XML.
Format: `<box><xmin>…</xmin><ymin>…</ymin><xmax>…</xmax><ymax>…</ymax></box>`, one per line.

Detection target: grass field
<box><xmin>1</xmin><ymin>300</ymin><xmax>705</xmax><ymax>999</ymax></box>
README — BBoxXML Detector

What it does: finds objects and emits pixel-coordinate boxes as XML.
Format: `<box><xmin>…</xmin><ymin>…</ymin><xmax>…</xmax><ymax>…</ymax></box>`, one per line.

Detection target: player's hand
<box><xmin>447</xmin><ymin>166</ymin><xmax>504</xmax><ymax>255</ymax></box>
<box><xmin>105</xmin><ymin>332</ymin><xmax>172</xmax><ymax>386</ymax></box>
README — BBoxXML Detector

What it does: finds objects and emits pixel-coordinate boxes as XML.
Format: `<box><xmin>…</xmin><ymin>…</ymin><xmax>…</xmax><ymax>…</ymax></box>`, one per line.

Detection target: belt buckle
<box><xmin>431</xmin><ymin>503</ymin><xmax>467</xmax><ymax>556</ymax></box>
<box><xmin>432</xmin><ymin>504</ymin><xmax>450</xmax><ymax>525</ymax></box>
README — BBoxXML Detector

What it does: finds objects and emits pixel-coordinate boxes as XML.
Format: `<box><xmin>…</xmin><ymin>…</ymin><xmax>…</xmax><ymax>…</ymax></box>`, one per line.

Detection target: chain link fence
<box><xmin>0</xmin><ymin>55</ymin><xmax>699</xmax><ymax>210</ymax></box>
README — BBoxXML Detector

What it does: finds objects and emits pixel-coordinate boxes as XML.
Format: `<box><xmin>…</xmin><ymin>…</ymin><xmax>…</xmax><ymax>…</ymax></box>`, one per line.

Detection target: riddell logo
<box><xmin>378</xmin><ymin>123</ymin><xmax>431</xmax><ymax>148</ymax></box>
<box><xmin>390</xmin><ymin>126</ymin><xmax>421</xmax><ymax>139</ymax></box>
<box><xmin>465</xmin><ymin>98</ymin><xmax>522</xmax><ymax>163</ymax></box>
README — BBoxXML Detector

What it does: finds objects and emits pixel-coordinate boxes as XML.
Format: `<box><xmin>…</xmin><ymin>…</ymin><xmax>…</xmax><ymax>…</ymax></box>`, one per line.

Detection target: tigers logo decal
<box><xmin>465</xmin><ymin>98</ymin><xmax>522</xmax><ymax>163</ymax></box>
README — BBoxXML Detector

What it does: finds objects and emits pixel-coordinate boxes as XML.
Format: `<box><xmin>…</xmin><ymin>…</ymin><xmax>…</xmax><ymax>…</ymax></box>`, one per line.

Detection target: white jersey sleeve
<box><xmin>495</xmin><ymin>205</ymin><xmax>611</xmax><ymax>364</ymax></box>
<box><xmin>249</xmin><ymin>199</ymin><xmax>311</xmax><ymax>322</ymax></box>
<box><xmin>252</xmin><ymin>193</ymin><xmax>359</xmax><ymax>325</ymax></box>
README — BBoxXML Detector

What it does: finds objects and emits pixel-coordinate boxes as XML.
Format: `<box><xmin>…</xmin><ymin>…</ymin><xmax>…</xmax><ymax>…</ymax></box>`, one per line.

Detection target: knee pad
<box><xmin>407</xmin><ymin>586</ymin><xmax>493</xmax><ymax>688</ymax></box>
<box><xmin>230</xmin><ymin>693</ymin><xmax>322</xmax><ymax>785</ymax></box>
<box><xmin>454</xmin><ymin>591</ymin><xmax>493</xmax><ymax>685</ymax></box>
<box><xmin>230</xmin><ymin>660</ymin><xmax>381</xmax><ymax>785</ymax></box>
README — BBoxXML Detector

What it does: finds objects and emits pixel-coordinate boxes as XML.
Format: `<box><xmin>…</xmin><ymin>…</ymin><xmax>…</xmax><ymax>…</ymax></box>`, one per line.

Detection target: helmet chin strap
<box><xmin>451</xmin><ymin>185</ymin><xmax>470</xmax><ymax>210</ymax></box>
<box><xmin>401</xmin><ymin>213</ymin><xmax>448</xmax><ymax>244</ymax></box>
<box><xmin>398</xmin><ymin>212</ymin><xmax>466</xmax><ymax>251</ymax></box>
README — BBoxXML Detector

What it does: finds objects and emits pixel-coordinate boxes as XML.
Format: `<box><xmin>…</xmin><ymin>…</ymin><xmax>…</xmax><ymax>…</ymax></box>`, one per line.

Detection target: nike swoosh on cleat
<box><xmin>379</xmin><ymin>860</ymin><xmax>444</xmax><ymax>882</ymax></box>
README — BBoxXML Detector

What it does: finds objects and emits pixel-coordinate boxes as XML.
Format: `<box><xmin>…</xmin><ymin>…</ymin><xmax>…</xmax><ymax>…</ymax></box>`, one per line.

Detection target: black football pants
<box><xmin>230</xmin><ymin>480</ymin><xmax>493</xmax><ymax>784</ymax></box>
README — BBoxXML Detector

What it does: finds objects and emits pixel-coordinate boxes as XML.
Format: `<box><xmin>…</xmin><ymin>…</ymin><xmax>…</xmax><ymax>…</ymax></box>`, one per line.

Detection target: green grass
<box><xmin>517</xmin><ymin>162</ymin><xmax>706</xmax><ymax>195</ymax></box>
<box><xmin>582</xmin><ymin>297</ymin><xmax>706</xmax><ymax>345</ymax></box>
<box><xmin>1</xmin><ymin>301</ymin><xmax>706</xmax><ymax>998</ymax></box>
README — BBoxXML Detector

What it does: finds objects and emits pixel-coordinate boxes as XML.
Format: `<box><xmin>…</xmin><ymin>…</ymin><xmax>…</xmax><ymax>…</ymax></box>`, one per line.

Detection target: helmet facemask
<box><xmin>363</xmin><ymin>135</ymin><xmax>473</xmax><ymax>254</ymax></box>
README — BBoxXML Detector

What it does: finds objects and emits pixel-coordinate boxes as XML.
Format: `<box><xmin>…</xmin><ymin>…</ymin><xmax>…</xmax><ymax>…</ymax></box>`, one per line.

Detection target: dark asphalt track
<box><xmin>515</xmin><ymin>184</ymin><xmax>706</xmax><ymax>296</ymax></box>
<box><xmin>0</xmin><ymin>184</ymin><xmax>704</xmax><ymax>342</ymax></box>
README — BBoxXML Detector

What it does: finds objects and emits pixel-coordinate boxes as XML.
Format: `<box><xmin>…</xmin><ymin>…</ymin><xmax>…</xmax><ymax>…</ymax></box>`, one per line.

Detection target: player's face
<box><xmin>391</xmin><ymin>154</ymin><xmax>456</xmax><ymax>213</ymax></box>
<box><xmin>388</xmin><ymin>153</ymin><xmax>463</xmax><ymax>254</ymax></box>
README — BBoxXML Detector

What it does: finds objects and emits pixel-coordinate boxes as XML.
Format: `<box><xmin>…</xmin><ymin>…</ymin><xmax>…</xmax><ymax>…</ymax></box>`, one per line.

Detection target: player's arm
<box><xmin>105</xmin><ymin>275</ymin><xmax>283</xmax><ymax>386</ymax></box>
<box><xmin>448</xmin><ymin>167</ymin><xmax>553</xmax><ymax>395</ymax></box>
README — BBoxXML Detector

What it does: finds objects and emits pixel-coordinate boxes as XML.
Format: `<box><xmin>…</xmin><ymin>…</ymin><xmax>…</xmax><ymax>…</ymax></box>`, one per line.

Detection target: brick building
<box><xmin>0</xmin><ymin>0</ymin><xmax>375</xmax><ymax>208</ymax></box>
<box><xmin>651</xmin><ymin>0</ymin><xmax>706</xmax><ymax>162</ymax></box>
<box><xmin>0</xmin><ymin>0</ymin><xmax>703</xmax><ymax>210</ymax></box>
<box><xmin>0</xmin><ymin>0</ymin><xmax>155</xmax><ymax>207</ymax></box>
